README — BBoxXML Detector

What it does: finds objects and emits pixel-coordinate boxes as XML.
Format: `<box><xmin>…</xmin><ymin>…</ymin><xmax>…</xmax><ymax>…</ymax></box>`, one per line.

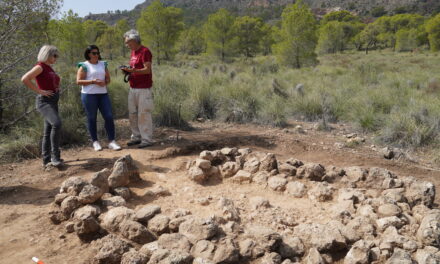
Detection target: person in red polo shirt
<box><xmin>121</xmin><ymin>30</ymin><xmax>154</xmax><ymax>148</ymax></box>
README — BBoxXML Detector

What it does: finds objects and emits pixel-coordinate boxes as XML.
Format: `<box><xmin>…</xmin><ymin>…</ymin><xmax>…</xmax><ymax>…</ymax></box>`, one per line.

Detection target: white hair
<box><xmin>37</xmin><ymin>45</ymin><xmax>58</xmax><ymax>62</ymax></box>
<box><xmin>124</xmin><ymin>29</ymin><xmax>141</xmax><ymax>44</ymax></box>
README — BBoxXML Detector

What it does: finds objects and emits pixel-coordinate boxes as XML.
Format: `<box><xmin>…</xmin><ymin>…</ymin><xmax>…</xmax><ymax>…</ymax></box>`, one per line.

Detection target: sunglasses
<box><xmin>90</xmin><ymin>51</ymin><xmax>100</xmax><ymax>55</ymax></box>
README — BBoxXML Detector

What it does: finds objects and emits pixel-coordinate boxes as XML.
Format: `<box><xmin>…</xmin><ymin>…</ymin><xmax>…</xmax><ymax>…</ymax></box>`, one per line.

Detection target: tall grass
<box><xmin>3</xmin><ymin>50</ymin><xmax>440</xmax><ymax>163</ymax></box>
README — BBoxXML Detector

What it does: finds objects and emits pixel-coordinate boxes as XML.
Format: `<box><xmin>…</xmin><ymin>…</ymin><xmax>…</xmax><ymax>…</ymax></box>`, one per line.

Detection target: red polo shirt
<box><xmin>129</xmin><ymin>45</ymin><xmax>153</xmax><ymax>88</ymax></box>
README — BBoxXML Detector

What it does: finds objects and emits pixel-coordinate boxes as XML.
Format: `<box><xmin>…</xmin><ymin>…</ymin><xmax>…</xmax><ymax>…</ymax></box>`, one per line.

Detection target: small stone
<box><xmin>250</xmin><ymin>196</ymin><xmax>271</xmax><ymax>210</ymax></box>
<box><xmin>113</xmin><ymin>187</ymin><xmax>131</xmax><ymax>200</ymax></box>
<box><xmin>378</xmin><ymin>204</ymin><xmax>402</xmax><ymax>218</ymax></box>
<box><xmin>101</xmin><ymin>196</ymin><xmax>126</xmax><ymax>208</ymax></box>
<box><xmin>268</xmin><ymin>176</ymin><xmax>288</xmax><ymax>192</ymax></box>
<box><xmin>231</xmin><ymin>170</ymin><xmax>252</xmax><ymax>184</ymax></box>
<box><xmin>308</xmin><ymin>182</ymin><xmax>334</xmax><ymax>202</ymax></box>
<box><xmin>148</xmin><ymin>214</ymin><xmax>170</xmax><ymax>235</ymax></box>
<box><xmin>285</xmin><ymin>182</ymin><xmax>307</xmax><ymax>198</ymax></box>
<box><xmin>120</xmin><ymin>220</ymin><xmax>156</xmax><ymax>244</ymax></box>
<box><xmin>135</xmin><ymin>205</ymin><xmax>161</xmax><ymax>224</ymax></box>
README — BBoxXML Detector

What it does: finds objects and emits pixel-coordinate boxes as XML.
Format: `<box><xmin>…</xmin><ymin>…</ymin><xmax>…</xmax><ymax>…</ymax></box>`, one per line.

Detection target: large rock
<box><xmin>179</xmin><ymin>217</ymin><xmax>218</xmax><ymax>244</ymax></box>
<box><xmin>344</xmin><ymin>240</ymin><xmax>371</xmax><ymax>264</ymax></box>
<box><xmin>304</xmin><ymin>248</ymin><xmax>326</xmax><ymax>264</ymax></box>
<box><xmin>121</xmin><ymin>250</ymin><xmax>149</xmax><ymax>264</ymax></box>
<box><xmin>268</xmin><ymin>176</ymin><xmax>288</xmax><ymax>192</ymax></box>
<box><xmin>220</xmin><ymin>161</ymin><xmax>240</xmax><ymax>178</ymax></box>
<box><xmin>380</xmin><ymin>226</ymin><xmax>408</xmax><ymax>251</ymax></box>
<box><xmin>113</xmin><ymin>187</ymin><xmax>131</xmax><ymax>200</ymax></box>
<box><xmin>338</xmin><ymin>188</ymin><xmax>365</xmax><ymax>204</ymax></box>
<box><xmin>231</xmin><ymin>170</ymin><xmax>252</xmax><ymax>184</ymax></box>
<box><xmin>417</xmin><ymin>210</ymin><xmax>440</xmax><ymax>247</ymax></box>
<box><xmin>376</xmin><ymin>216</ymin><xmax>405</xmax><ymax>232</ymax></box>
<box><xmin>245</xmin><ymin>226</ymin><xmax>282</xmax><ymax>253</ymax></box>
<box><xmin>60</xmin><ymin>196</ymin><xmax>81</xmax><ymax>217</ymax></box>
<box><xmin>120</xmin><ymin>220</ymin><xmax>156</xmax><ymax>244</ymax></box>
<box><xmin>212</xmin><ymin>237</ymin><xmax>240</xmax><ymax>263</ymax></box>
<box><xmin>293</xmin><ymin>223</ymin><xmax>346</xmax><ymax>252</ymax></box>
<box><xmin>347</xmin><ymin>216</ymin><xmax>376</xmax><ymax>239</ymax></box>
<box><xmin>195</xmin><ymin>158</ymin><xmax>212</xmax><ymax>170</ymax></box>
<box><xmin>139</xmin><ymin>242</ymin><xmax>159</xmax><ymax>259</ymax></box>
<box><xmin>250</xmin><ymin>196</ymin><xmax>271</xmax><ymax>210</ymax></box>
<box><xmin>405</xmin><ymin>180</ymin><xmax>436</xmax><ymax>207</ymax></box>
<box><xmin>93</xmin><ymin>234</ymin><xmax>131</xmax><ymax>264</ymax></box>
<box><xmin>244</xmin><ymin>157</ymin><xmax>260</xmax><ymax>173</ymax></box>
<box><xmin>73</xmin><ymin>205</ymin><xmax>101</xmax><ymax>220</ymax></box>
<box><xmin>253</xmin><ymin>171</ymin><xmax>270</xmax><ymax>185</ymax></box>
<box><xmin>107</xmin><ymin>155</ymin><xmax>140</xmax><ymax>188</ymax></box>
<box><xmin>260</xmin><ymin>252</ymin><xmax>282</xmax><ymax>264</ymax></box>
<box><xmin>78</xmin><ymin>184</ymin><xmax>103</xmax><ymax>204</ymax></box>
<box><xmin>238</xmin><ymin>238</ymin><xmax>257</xmax><ymax>259</ymax></box>
<box><xmin>386</xmin><ymin>248</ymin><xmax>414</xmax><ymax>264</ymax></box>
<box><xmin>74</xmin><ymin>216</ymin><xmax>101</xmax><ymax>240</ymax></box>
<box><xmin>148</xmin><ymin>248</ymin><xmax>193</xmax><ymax>264</ymax></box>
<box><xmin>101</xmin><ymin>207</ymin><xmax>135</xmax><ymax>232</ymax></box>
<box><xmin>278</xmin><ymin>163</ymin><xmax>297</xmax><ymax>176</ymax></box>
<box><xmin>285</xmin><ymin>182</ymin><xmax>307</xmax><ymax>198</ymax></box>
<box><xmin>308</xmin><ymin>182</ymin><xmax>334</xmax><ymax>202</ymax></box>
<box><xmin>135</xmin><ymin>205</ymin><xmax>161</xmax><ymax>224</ymax></box>
<box><xmin>382</xmin><ymin>188</ymin><xmax>406</xmax><ymax>204</ymax></box>
<box><xmin>260</xmin><ymin>153</ymin><xmax>278</xmax><ymax>172</ymax></box>
<box><xmin>60</xmin><ymin>176</ymin><xmax>88</xmax><ymax>196</ymax></box>
<box><xmin>148</xmin><ymin>214</ymin><xmax>170</xmax><ymax>235</ymax></box>
<box><xmin>191</xmin><ymin>240</ymin><xmax>216</xmax><ymax>260</ymax></box>
<box><xmin>415</xmin><ymin>248</ymin><xmax>440</xmax><ymax>264</ymax></box>
<box><xmin>91</xmin><ymin>168</ymin><xmax>111</xmax><ymax>194</ymax></box>
<box><xmin>297</xmin><ymin>163</ymin><xmax>325</xmax><ymax>181</ymax></box>
<box><xmin>378</xmin><ymin>204</ymin><xmax>402</xmax><ymax>218</ymax></box>
<box><xmin>278</xmin><ymin>236</ymin><xmax>305</xmax><ymax>259</ymax></box>
<box><xmin>343</xmin><ymin>167</ymin><xmax>368</xmax><ymax>186</ymax></box>
<box><xmin>218</xmin><ymin>197</ymin><xmax>240</xmax><ymax>222</ymax></box>
<box><xmin>101</xmin><ymin>196</ymin><xmax>126</xmax><ymax>208</ymax></box>
<box><xmin>188</xmin><ymin>166</ymin><xmax>208</xmax><ymax>184</ymax></box>
<box><xmin>158</xmin><ymin>233</ymin><xmax>192</xmax><ymax>254</ymax></box>
<box><xmin>365</xmin><ymin>167</ymin><xmax>396</xmax><ymax>188</ymax></box>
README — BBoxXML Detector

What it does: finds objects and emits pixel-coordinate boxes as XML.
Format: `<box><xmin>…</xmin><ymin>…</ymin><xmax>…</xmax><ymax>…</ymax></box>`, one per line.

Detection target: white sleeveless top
<box><xmin>78</xmin><ymin>61</ymin><xmax>108</xmax><ymax>94</ymax></box>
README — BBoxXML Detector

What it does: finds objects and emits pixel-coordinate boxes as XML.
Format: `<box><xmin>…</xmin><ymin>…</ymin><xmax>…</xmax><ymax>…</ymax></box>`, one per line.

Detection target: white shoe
<box><xmin>93</xmin><ymin>141</ymin><xmax>103</xmax><ymax>151</ymax></box>
<box><xmin>108</xmin><ymin>140</ymin><xmax>122</xmax><ymax>151</ymax></box>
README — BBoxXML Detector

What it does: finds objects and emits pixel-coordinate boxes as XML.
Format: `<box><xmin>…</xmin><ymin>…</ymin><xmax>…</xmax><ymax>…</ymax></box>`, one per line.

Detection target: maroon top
<box><xmin>129</xmin><ymin>45</ymin><xmax>153</xmax><ymax>88</ymax></box>
<box><xmin>35</xmin><ymin>62</ymin><xmax>60</xmax><ymax>92</ymax></box>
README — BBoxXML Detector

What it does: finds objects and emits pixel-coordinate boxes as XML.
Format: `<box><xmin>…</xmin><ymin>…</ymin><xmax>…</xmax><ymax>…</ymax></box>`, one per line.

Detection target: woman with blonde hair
<box><xmin>21</xmin><ymin>45</ymin><xmax>63</xmax><ymax>167</ymax></box>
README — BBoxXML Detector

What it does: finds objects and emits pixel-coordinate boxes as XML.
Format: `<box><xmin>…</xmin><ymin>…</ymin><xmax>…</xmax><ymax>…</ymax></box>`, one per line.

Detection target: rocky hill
<box><xmin>84</xmin><ymin>0</ymin><xmax>440</xmax><ymax>25</ymax></box>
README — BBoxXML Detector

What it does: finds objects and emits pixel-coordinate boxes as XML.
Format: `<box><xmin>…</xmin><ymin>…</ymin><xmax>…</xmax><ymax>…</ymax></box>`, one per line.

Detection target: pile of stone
<box><xmin>185</xmin><ymin>148</ymin><xmax>440</xmax><ymax>264</ymax></box>
<box><xmin>49</xmin><ymin>155</ymin><xmax>139</xmax><ymax>239</ymax></box>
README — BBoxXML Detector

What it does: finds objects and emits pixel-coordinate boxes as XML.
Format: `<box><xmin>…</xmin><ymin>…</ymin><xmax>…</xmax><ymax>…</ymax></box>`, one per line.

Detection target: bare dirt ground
<box><xmin>0</xmin><ymin>120</ymin><xmax>439</xmax><ymax>264</ymax></box>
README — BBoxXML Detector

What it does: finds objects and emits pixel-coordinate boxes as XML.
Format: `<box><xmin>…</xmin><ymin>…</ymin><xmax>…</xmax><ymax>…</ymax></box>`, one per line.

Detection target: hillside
<box><xmin>84</xmin><ymin>0</ymin><xmax>440</xmax><ymax>25</ymax></box>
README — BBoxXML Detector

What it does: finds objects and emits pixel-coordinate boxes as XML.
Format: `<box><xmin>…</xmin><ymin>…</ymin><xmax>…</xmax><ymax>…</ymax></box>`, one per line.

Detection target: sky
<box><xmin>60</xmin><ymin>0</ymin><xmax>144</xmax><ymax>17</ymax></box>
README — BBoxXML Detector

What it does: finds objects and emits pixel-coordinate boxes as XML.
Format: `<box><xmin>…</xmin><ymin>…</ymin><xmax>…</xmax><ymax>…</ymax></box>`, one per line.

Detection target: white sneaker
<box><xmin>108</xmin><ymin>140</ymin><xmax>122</xmax><ymax>151</ymax></box>
<box><xmin>93</xmin><ymin>141</ymin><xmax>102</xmax><ymax>151</ymax></box>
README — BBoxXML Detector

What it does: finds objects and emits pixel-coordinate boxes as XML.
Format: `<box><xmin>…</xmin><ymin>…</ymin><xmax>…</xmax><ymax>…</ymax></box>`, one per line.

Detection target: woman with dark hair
<box><xmin>76</xmin><ymin>45</ymin><xmax>121</xmax><ymax>151</ymax></box>
<box><xmin>22</xmin><ymin>45</ymin><xmax>63</xmax><ymax>167</ymax></box>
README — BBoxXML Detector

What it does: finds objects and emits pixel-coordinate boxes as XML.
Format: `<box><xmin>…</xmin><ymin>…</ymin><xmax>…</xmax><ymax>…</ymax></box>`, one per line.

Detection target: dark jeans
<box><xmin>81</xmin><ymin>93</ymin><xmax>115</xmax><ymax>142</ymax></box>
<box><xmin>36</xmin><ymin>93</ymin><xmax>61</xmax><ymax>163</ymax></box>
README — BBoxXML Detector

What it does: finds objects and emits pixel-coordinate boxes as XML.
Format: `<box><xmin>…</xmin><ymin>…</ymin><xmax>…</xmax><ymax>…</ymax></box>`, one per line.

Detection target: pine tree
<box><xmin>137</xmin><ymin>0</ymin><xmax>184</xmax><ymax>64</ymax></box>
<box><xmin>231</xmin><ymin>16</ymin><xmax>265</xmax><ymax>57</ymax></box>
<box><xmin>204</xmin><ymin>8</ymin><xmax>235</xmax><ymax>61</ymax></box>
<box><xmin>274</xmin><ymin>0</ymin><xmax>318</xmax><ymax>68</ymax></box>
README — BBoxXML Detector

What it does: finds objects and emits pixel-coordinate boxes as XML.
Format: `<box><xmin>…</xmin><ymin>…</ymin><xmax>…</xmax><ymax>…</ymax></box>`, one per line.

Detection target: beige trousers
<box><xmin>128</xmin><ymin>88</ymin><xmax>154</xmax><ymax>143</ymax></box>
